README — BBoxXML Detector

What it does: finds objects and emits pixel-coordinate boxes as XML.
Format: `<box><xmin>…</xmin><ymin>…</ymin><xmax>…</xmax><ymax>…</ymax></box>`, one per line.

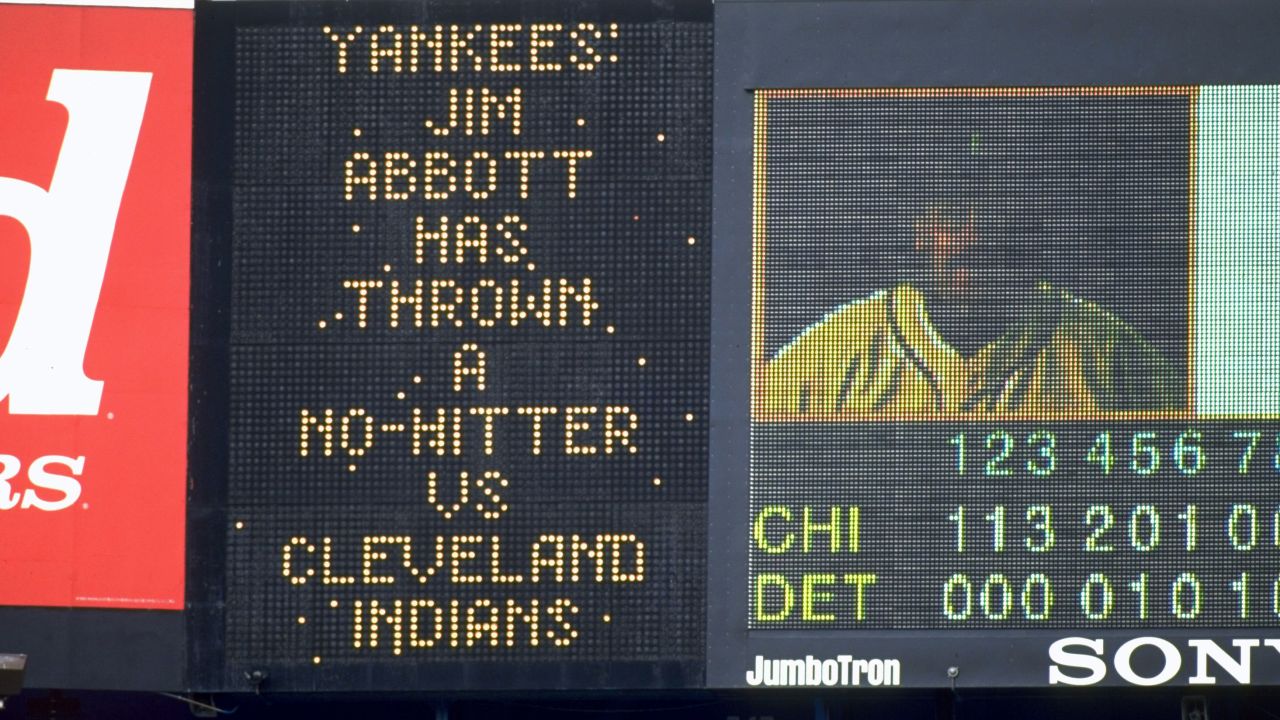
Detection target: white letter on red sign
<box><xmin>0</xmin><ymin>69</ymin><xmax>151</xmax><ymax>415</ymax></box>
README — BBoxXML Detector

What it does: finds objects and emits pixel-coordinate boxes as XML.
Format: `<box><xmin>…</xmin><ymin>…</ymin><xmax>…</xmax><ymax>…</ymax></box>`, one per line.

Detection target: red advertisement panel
<box><xmin>0</xmin><ymin>3</ymin><xmax>191</xmax><ymax>609</ymax></box>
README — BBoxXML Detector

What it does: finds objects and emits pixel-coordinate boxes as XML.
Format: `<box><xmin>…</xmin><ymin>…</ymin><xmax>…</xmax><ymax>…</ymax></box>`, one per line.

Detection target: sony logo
<box><xmin>1050</xmin><ymin>636</ymin><xmax>1280</xmax><ymax>686</ymax></box>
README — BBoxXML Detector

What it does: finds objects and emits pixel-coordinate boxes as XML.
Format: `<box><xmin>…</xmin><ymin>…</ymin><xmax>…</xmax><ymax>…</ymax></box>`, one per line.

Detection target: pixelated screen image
<box><xmin>749</xmin><ymin>86</ymin><xmax>1280</xmax><ymax>630</ymax></box>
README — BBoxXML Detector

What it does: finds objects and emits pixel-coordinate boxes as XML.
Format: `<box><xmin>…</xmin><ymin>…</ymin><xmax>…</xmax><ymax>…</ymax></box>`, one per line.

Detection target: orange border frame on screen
<box><xmin>750</xmin><ymin>86</ymin><xmax>1206</xmax><ymax>423</ymax></box>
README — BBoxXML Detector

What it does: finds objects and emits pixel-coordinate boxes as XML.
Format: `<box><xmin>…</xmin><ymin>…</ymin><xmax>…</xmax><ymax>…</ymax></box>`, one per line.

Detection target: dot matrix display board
<box><xmin>190</xmin><ymin>1</ymin><xmax>709</xmax><ymax>691</ymax></box>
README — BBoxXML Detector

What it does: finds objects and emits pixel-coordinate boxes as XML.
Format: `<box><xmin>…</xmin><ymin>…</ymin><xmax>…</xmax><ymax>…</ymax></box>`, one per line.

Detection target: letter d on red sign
<box><xmin>0</xmin><ymin>2</ymin><xmax>191</xmax><ymax>610</ymax></box>
<box><xmin>0</xmin><ymin>69</ymin><xmax>150</xmax><ymax>415</ymax></box>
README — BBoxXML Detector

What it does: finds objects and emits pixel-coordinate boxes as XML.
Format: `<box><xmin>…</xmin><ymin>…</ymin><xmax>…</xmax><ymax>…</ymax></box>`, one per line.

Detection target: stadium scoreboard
<box><xmin>178</xmin><ymin>0</ymin><xmax>1280</xmax><ymax>693</ymax></box>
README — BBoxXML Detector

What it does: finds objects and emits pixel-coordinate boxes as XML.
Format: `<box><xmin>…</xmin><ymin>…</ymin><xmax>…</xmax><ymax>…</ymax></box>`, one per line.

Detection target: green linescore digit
<box><xmin>1233</xmin><ymin>431</ymin><xmax>1260</xmax><ymax>473</ymax></box>
<box><xmin>947</xmin><ymin>431</ymin><xmax>1057</xmax><ymax>477</ymax></box>
<box><xmin>1026</xmin><ymin>431</ymin><xmax>1056</xmax><ymax>476</ymax></box>
<box><xmin>985</xmin><ymin>431</ymin><xmax>1013</xmax><ymax>476</ymax></box>
<box><xmin>1085</xmin><ymin>432</ymin><xmax>1113</xmax><ymax>474</ymax></box>
<box><xmin>1173</xmin><ymin>430</ymin><xmax>1204</xmax><ymax>475</ymax></box>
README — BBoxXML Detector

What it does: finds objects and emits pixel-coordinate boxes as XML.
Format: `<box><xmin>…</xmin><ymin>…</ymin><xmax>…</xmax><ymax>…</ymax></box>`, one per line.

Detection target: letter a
<box><xmin>0</xmin><ymin>69</ymin><xmax>151</xmax><ymax>415</ymax></box>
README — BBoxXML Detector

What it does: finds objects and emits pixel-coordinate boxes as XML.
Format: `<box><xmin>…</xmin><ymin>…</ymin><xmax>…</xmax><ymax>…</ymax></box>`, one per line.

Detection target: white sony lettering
<box><xmin>1113</xmin><ymin>637</ymin><xmax>1181</xmax><ymax>686</ymax></box>
<box><xmin>0</xmin><ymin>69</ymin><xmax>151</xmax><ymax>415</ymax></box>
<box><xmin>1053</xmin><ymin>637</ymin><xmax>1280</xmax><ymax>687</ymax></box>
<box><xmin>1188</xmin><ymin>639</ymin><xmax>1259</xmax><ymax>685</ymax></box>
<box><xmin>1048</xmin><ymin>637</ymin><xmax>1107</xmax><ymax>686</ymax></box>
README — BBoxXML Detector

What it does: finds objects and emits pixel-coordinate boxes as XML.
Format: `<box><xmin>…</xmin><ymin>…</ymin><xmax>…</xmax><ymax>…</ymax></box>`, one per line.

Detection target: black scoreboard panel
<box><xmin>185</xmin><ymin>0</ymin><xmax>1280</xmax><ymax>694</ymax></box>
<box><xmin>710</xmin><ymin>0</ymin><xmax>1280</xmax><ymax>689</ymax></box>
<box><xmin>190</xmin><ymin>0</ymin><xmax>710</xmax><ymax>692</ymax></box>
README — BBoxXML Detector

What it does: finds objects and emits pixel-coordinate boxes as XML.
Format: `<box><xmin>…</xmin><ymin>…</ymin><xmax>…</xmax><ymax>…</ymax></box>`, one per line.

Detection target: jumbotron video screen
<box><xmin>749</xmin><ymin>86</ymin><xmax>1280</xmax><ymax>631</ymax></box>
